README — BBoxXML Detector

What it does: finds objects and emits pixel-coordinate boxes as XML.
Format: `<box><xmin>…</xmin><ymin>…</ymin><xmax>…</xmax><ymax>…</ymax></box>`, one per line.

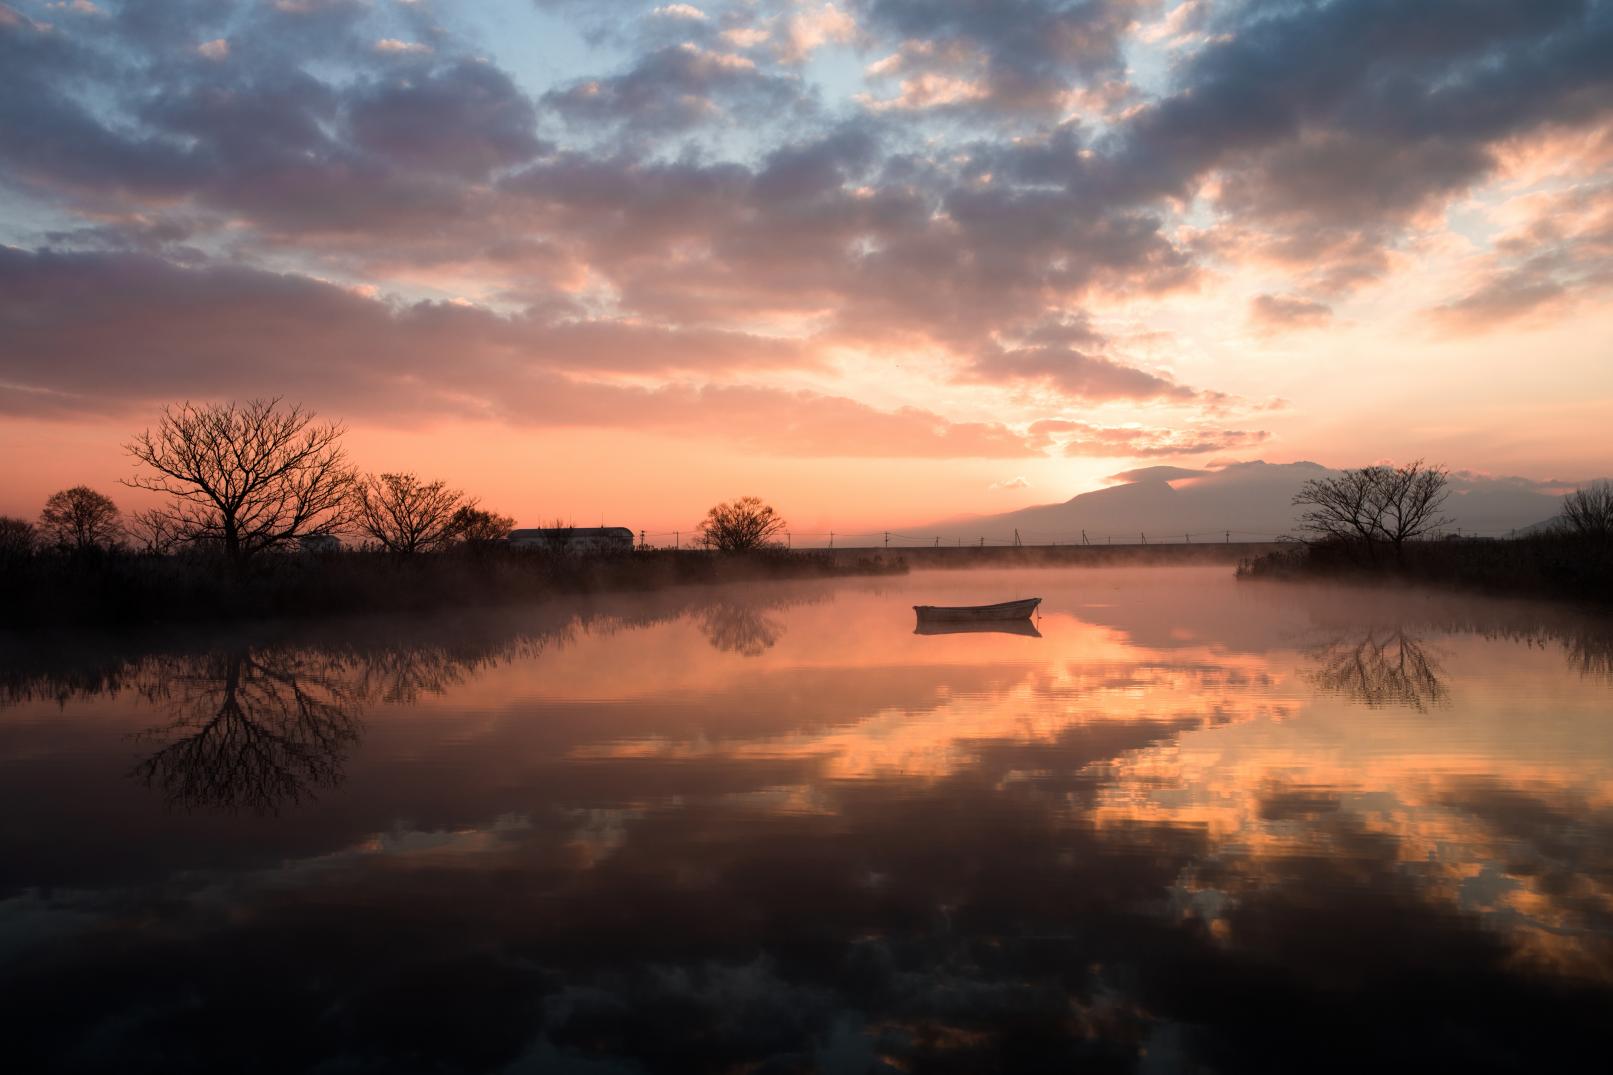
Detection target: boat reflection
<box><xmin>914</xmin><ymin>618</ymin><xmax>1042</xmax><ymax>637</ymax></box>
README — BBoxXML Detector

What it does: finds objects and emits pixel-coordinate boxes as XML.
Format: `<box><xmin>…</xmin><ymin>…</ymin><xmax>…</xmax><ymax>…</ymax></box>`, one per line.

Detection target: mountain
<box><xmin>911</xmin><ymin>462</ymin><xmax>1575</xmax><ymax>545</ymax></box>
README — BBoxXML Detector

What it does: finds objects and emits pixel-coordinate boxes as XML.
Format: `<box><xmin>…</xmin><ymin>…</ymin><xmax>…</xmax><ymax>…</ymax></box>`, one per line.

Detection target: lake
<box><xmin>2</xmin><ymin>566</ymin><xmax>1610</xmax><ymax>1073</ymax></box>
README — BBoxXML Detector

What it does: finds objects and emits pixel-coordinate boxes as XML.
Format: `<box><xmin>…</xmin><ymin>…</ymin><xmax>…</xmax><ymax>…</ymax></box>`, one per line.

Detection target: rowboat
<box><xmin>914</xmin><ymin>619</ymin><xmax>1042</xmax><ymax>638</ymax></box>
<box><xmin>913</xmin><ymin>597</ymin><xmax>1041</xmax><ymax>623</ymax></box>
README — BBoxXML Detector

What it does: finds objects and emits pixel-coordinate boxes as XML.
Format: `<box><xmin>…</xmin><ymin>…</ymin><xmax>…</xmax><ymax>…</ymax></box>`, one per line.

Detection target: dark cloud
<box><xmin>967</xmin><ymin>345</ymin><xmax>1199</xmax><ymax>402</ymax></box>
<box><xmin>858</xmin><ymin>0</ymin><xmax>1148</xmax><ymax>114</ymax></box>
<box><xmin>1100</xmin><ymin>0</ymin><xmax>1613</xmax><ymax>286</ymax></box>
<box><xmin>544</xmin><ymin>41</ymin><xmax>809</xmax><ymax>134</ymax></box>
<box><xmin>348</xmin><ymin>61</ymin><xmax>546</xmax><ymax>179</ymax></box>
<box><xmin>0</xmin><ymin>245</ymin><xmax>1053</xmax><ymax>457</ymax></box>
<box><xmin>3</xmin><ymin>0</ymin><xmax>1607</xmax><ymax>450</ymax></box>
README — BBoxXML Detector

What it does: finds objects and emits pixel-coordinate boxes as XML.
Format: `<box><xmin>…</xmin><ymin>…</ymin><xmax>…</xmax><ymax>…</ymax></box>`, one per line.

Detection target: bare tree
<box><xmin>697</xmin><ymin>496</ymin><xmax>786</xmax><ymax>552</ymax></box>
<box><xmin>448</xmin><ymin>506</ymin><xmax>515</xmax><ymax>546</ymax></box>
<box><xmin>352</xmin><ymin>472</ymin><xmax>471</xmax><ymax>553</ymax></box>
<box><xmin>1373</xmin><ymin>460</ymin><xmax>1452</xmax><ymax>558</ymax></box>
<box><xmin>1293</xmin><ymin>467</ymin><xmax>1388</xmax><ymax>561</ymax></box>
<box><xmin>1293</xmin><ymin>461</ymin><xmax>1451</xmax><ymax>561</ymax></box>
<box><xmin>127</xmin><ymin>508</ymin><xmax>187</xmax><ymax>554</ymax></box>
<box><xmin>124</xmin><ymin>399</ymin><xmax>353</xmax><ymax>568</ymax></box>
<box><xmin>1560</xmin><ymin>480</ymin><xmax>1613</xmax><ymax>539</ymax></box>
<box><xmin>38</xmin><ymin>486</ymin><xmax>122</xmax><ymax>550</ymax></box>
<box><xmin>0</xmin><ymin>516</ymin><xmax>37</xmax><ymax>558</ymax></box>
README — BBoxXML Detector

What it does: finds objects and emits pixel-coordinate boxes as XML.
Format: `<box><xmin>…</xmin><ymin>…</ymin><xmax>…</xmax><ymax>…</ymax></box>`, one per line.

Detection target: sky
<box><xmin>0</xmin><ymin>0</ymin><xmax>1609</xmax><ymax>533</ymax></box>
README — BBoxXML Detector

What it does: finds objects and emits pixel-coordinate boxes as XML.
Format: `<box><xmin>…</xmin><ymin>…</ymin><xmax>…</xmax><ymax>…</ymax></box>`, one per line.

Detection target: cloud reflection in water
<box><xmin>0</xmin><ymin>570</ymin><xmax>1610</xmax><ymax>1072</ymax></box>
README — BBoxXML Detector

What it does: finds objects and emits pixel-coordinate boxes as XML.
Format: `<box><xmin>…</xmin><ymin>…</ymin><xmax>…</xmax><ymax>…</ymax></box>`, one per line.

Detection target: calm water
<box><xmin>3</xmin><ymin>567</ymin><xmax>1611</xmax><ymax>1073</ymax></box>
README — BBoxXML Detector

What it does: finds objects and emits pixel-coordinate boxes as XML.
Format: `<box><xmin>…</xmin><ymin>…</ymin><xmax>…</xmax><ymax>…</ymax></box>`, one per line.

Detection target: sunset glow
<box><xmin>2</xmin><ymin>0</ymin><xmax>1610</xmax><ymax>530</ymax></box>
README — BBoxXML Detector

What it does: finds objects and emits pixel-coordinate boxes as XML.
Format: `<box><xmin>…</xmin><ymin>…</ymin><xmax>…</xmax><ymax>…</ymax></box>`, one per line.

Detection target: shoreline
<box><xmin>1236</xmin><ymin>533</ymin><xmax>1613</xmax><ymax>607</ymax></box>
<box><xmin>0</xmin><ymin>547</ymin><xmax>907</xmax><ymax>631</ymax></box>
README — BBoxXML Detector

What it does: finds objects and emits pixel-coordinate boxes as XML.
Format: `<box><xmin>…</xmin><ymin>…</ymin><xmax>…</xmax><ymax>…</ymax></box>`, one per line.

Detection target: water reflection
<box><xmin>914</xmin><ymin>618</ymin><xmax>1043</xmax><ymax>637</ymax></box>
<box><xmin>1308</xmin><ymin>626</ymin><xmax>1448</xmax><ymax>710</ymax></box>
<box><xmin>132</xmin><ymin>650</ymin><xmax>361</xmax><ymax>814</ymax></box>
<box><xmin>697</xmin><ymin>599</ymin><xmax>785</xmax><ymax>656</ymax></box>
<box><xmin>1</xmin><ymin>570</ymin><xmax>1611</xmax><ymax>1072</ymax></box>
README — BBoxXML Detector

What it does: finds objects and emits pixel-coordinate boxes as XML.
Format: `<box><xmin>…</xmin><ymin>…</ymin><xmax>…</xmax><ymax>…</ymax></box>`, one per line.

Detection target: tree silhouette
<box><xmin>448</xmin><ymin>506</ymin><xmax>515</xmax><ymax>546</ymax></box>
<box><xmin>1294</xmin><ymin>460</ymin><xmax>1451</xmax><ymax>562</ymax></box>
<box><xmin>697</xmin><ymin>496</ymin><xmax>786</xmax><ymax>551</ymax></box>
<box><xmin>1560</xmin><ymin>480</ymin><xmax>1613</xmax><ymax>539</ymax></box>
<box><xmin>0</xmin><ymin>516</ymin><xmax>36</xmax><ymax>558</ymax></box>
<box><xmin>124</xmin><ymin>398</ymin><xmax>353</xmax><ymax>568</ymax></box>
<box><xmin>38</xmin><ymin>486</ymin><xmax>121</xmax><ymax>550</ymax></box>
<box><xmin>352</xmin><ymin>471</ymin><xmax>472</xmax><ymax>553</ymax></box>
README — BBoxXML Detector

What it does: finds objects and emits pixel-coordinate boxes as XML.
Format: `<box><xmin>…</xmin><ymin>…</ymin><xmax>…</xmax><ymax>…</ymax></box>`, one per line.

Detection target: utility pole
<box><xmin>1226</xmin><ymin>531</ymin><xmax>1230</xmax><ymax>543</ymax></box>
<box><xmin>674</xmin><ymin>531</ymin><xmax>679</xmax><ymax>550</ymax></box>
<box><xmin>829</xmin><ymin>531</ymin><xmax>834</xmax><ymax>548</ymax></box>
<box><xmin>639</xmin><ymin>529</ymin><xmax>646</xmax><ymax>550</ymax></box>
<box><xmin>786</xmin><ymin>531</ymin><xmax>791</xmax><ymax>549</ymax></box>
<box><xmin>1013</xmin><ymin>528</ymin><xmax>1022</xmax><ymax>547</ymax></box>
<box><xmin>1082</xmin><ymin>529</ymin><xmax>1089</xmax><ymax>545</ymax></box>
<box><xmin>1185</xmin><ymin>532</ymin><xmax>1190</xmax><ymax>544</ymax></box>
<box><xmin>1141</xmin><ymin>532</ymin><xmax>1147</xmax><ymax>545</ymax></box>
<box><xmin>884</xmin><ymin>530</ymin><xmax>889</xmax><ymax>548</ymax></box>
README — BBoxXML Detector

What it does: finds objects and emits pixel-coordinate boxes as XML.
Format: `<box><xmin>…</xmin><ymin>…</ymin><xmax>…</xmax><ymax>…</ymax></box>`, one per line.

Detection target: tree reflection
<box><xmin>132</xmin><ymin>650</ymin><xmax>361</xmax><ymax>814</ymax></box>
<box><xmin>1310</xmin><ymin>627</ymin><xmax>1448</xmax><ymax>710</ymax></box>
<box><xmin>697</xmin><ymin>601</ymin><xmax>784</xmax><ymax>656</ymax></box>
<box><xmin>1564</xmin><ymin>630</ymin><xmax>1613</xmax><ymax>677</ymax></box>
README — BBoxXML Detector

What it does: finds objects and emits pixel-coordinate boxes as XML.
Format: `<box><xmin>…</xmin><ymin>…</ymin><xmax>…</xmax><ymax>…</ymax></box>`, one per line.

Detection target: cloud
<box><xmin>1106</xmin><ymin>465</ymin><xmax>1211</xmax><ymax>484</ymax></box>
<box><xmin>544</xmin><ymin>42</ymin><xmax>807</xmax><ymax>134</ymax></box>
<box><xmin>966</xmin><ymin>346</ymin><xmax>1199</xmax><ymax>403</ymax></box>
<box><xmin>1248</xmin><ymin>293</ymin><xmax>1333</xmax><ymax>334</ymax></box>
<box><xmin>1103</xmin><ymin>0</ymin><xmax>1613</xmax><ymax>287</ymax></box>
<box><xmin>989</xmin><ymin>476</ymin><xmax>1030</xmax><ymax>491</ymax></box>
<box><xmin>779</xmin><ymin>2</ymin><xmax>856</xmax><ymax>63</ymax></box>
<box><xmin>1</xmin><ymin>0</ymin><xmax>1608</xmax><ymax>470</ymax></box>
<box><xmin>652</xmin><ymin>3</ymin><xmax>706</xmax><ymax>20</ymax></box>
<box><xmin>1028</xmin><ymin>419</ymin><xmax>1270</xmax><ymax>458</ymax></box>
<box><xmin>348</xmin><ymin>60</ymin><xmax>544</xmax><ymax>179</ymax></box>
<box><xmin>1428</xmin><ymin>180</ymin><xmax>1613</xmax><ymax>333</ymax></box>
<box><xmin>0</xmin><ymin>245</ymin><xmax>1049</xmax><ymax>458</ymax></box>
<box><xmin>856</xmin><ymin>0</ymin><xmax>1148</xmax><ymax>115</ymax></box>
<box><xmin>374</xmin><ymin>38</ymin><xmax>430</xmax><ymax>54</ymax></box>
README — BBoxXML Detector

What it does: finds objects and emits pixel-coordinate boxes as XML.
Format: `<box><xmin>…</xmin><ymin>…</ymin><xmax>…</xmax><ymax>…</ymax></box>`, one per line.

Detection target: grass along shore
<box><xmin>1237</xmin><ymin>532</ymin><xmax>1613</xmax><ymax>605</ymax></box>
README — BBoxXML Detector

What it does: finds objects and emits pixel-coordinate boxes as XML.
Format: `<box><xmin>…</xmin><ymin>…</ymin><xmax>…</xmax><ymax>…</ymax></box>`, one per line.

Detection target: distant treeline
<box><xmin>0</xmin><ymin>546</ymin><xmax>905</xmax><ymax>630</ymax></box>
<box><xmin>0</xmin><ymin>397</ymin><xmax>911</xmax><ymax>628</ymax></box>
<box><xmin>1238</xmin><ymin>532</ymin><xmax>1613</xmax><ymax>605</ymax></box>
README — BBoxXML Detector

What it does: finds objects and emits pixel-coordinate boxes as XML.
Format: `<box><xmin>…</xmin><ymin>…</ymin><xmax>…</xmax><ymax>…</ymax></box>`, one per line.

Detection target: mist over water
<box><xmin>3</xmin><ymin>567</ymin><xmax>1611</xmax><ymax>1073</ymax></box>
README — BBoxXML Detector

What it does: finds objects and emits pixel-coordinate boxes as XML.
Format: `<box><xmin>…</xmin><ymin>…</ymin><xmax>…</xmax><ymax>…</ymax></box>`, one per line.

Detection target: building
<box><xmin>508</xmin><ymin>526</ymin><xmax>635</xmax><ymax>553</ymax></box>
